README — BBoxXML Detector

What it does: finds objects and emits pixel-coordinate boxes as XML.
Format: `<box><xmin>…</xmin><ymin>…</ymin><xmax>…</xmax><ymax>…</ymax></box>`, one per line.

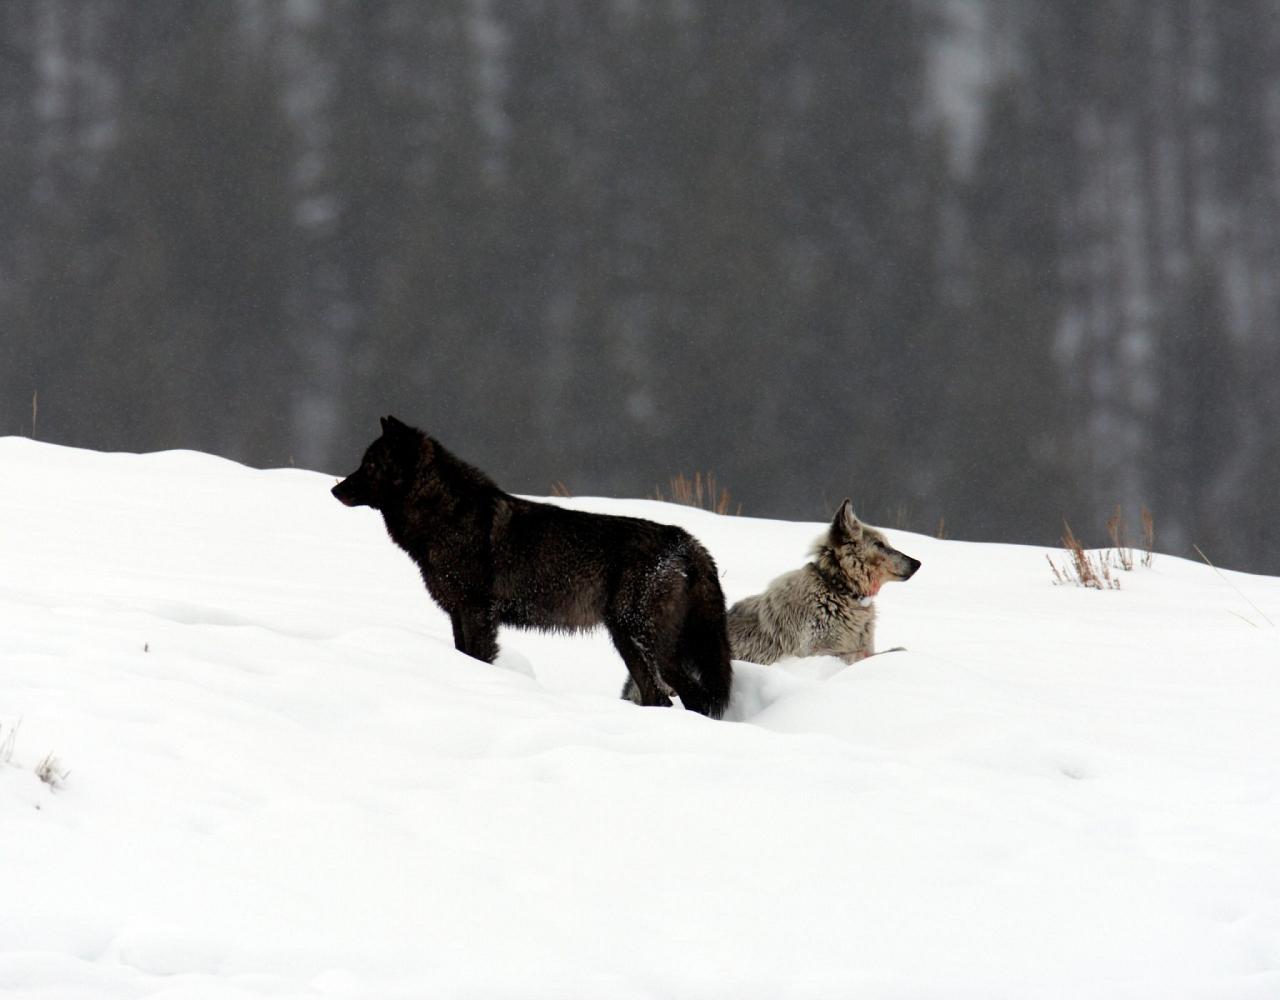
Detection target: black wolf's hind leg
<box><xmin>455</xmin><ymin>606</ymin><xmax>499</xmax><ymax>663</ymax></box>
<box><xmin>665</xmin><ymin>573</ymin><xmax>733</xmax><ymax>719</ymax></box>
<box><xmin>607</xmin><ymin>623</ymin><xmax>672</xmax><ymax>708</ymax></box>
<box><xmin>620</xmin><ymin>673</ymin><xmax>675</xmax><ymax>705</ymax></box>
<box><xmin>664</xmin><ymin>669</ymin><xmax>714</xmax><ymax>717</ymax></box>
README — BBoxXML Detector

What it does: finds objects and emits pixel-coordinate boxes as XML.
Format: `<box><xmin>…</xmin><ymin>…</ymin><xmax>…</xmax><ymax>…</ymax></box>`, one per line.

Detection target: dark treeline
<box><xmin>2</xmin><ymin>0</ymin><xmax>1278</xmax><ymax>572</ymax></box>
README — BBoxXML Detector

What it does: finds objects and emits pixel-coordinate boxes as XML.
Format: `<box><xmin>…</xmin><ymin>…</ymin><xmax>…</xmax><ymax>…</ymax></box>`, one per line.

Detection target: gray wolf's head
<box><xmin>815</xmin><ymin>499</ymin><xmax>921</xmax><ymax>597</ymax></box>
<box><xmin>332</xmin><ymin>415</ymin><xmax>430</xmax><ymax>510</ymax></box>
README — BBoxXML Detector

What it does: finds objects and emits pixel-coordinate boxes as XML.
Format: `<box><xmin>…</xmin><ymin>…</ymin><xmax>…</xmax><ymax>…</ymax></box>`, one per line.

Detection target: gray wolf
<box><xmin>723</xmin><ymin>499</ymin><xmax>919</xmax><ymax>665</ymax></box>
<box><xmin>332</xmin><ymin>416</ymin><xmax>733</xmax><ymax>717</ymax></box>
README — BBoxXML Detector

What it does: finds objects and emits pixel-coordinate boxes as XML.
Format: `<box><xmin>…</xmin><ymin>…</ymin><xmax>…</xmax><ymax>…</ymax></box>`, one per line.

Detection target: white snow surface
<box><xmin>3</xmin><ymin>437</ymin><xmax>1279</xmax><ymax>999</ymax></box>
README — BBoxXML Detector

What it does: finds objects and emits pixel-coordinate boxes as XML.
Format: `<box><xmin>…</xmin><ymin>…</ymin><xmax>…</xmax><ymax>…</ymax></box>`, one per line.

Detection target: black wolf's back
<box><xmin>491</xmin><ymin>500</ymin><xmax>686</xmax><ymax>632</ymax></box>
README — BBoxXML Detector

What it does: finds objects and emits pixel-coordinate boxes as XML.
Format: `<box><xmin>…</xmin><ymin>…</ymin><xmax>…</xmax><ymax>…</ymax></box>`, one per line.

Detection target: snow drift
<box><xmin>2</xmin><ymin>437</ymin><xmax>1279</xmax><ymax>999</ymax></box>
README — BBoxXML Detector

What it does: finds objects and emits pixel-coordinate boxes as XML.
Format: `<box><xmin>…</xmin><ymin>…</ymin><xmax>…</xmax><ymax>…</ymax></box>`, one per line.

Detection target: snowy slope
<box><xmin>2</xmin><ymin>437</ymin><xmax>1279</xmax><ymax>1000</ymax></box>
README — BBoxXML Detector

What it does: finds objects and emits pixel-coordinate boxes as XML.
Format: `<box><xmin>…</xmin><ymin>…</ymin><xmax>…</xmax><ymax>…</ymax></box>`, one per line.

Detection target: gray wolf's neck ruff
<box><xmin>811</xmin><ymin>544</ymin><xmax>870</xmax><ymax>603</ymax></box>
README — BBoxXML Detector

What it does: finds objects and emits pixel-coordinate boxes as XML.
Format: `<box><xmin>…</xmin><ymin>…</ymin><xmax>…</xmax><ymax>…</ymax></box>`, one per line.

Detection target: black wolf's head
<box><xmin>332</xmin><ymin>415</ymin><xmax>429</xmax><ymax>510</ymax></box>
<box><xmin>815</xmin><ymin>499</ymin><xmax>921</xmax><ymax>598</ymax></box>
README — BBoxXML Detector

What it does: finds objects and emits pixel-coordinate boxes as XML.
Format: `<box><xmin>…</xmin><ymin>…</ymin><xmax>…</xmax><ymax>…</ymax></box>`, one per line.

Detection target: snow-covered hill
<box><xmin>3</xmin><ymin>438</ymin><xmax>1278</xmax><ymax>999</ymax></box>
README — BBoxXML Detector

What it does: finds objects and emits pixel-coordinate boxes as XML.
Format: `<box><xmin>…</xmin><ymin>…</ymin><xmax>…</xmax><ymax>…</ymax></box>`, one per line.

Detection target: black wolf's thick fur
<box><xmin>333</xmin><ymin>416</ymin><xmax>733</xmax><ymax>718</ymax></box>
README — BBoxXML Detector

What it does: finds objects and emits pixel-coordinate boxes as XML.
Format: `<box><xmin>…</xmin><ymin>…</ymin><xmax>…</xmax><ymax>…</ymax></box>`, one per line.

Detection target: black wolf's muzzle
<box><xmin>331</xmin><ymin>476</ymin><xmax>363</xmax><ymax>507</ymax></box>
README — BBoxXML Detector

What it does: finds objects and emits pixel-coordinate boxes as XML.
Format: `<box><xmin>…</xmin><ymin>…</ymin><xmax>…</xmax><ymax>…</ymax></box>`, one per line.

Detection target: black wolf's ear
<box><xmin>834</xmin><ymin>498</ymin><xmax>863</xmax><ymax>540</ymax></box>
<box><xmin>380</xmin><ymin>414</ymin><xmax>429</xmax><ymax>462</ymax></box>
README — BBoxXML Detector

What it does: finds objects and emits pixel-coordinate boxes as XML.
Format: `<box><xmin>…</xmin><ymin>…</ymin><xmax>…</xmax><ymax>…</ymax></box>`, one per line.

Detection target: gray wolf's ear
<box><xmin>834</xmin><ymin>498</ymin><xmax>863</xmax><ymax>539</ymax></box>
<box><xmin>381</xmin><ymin>415</ymin><xmax>410</xmax><ymax>436</ymax></box>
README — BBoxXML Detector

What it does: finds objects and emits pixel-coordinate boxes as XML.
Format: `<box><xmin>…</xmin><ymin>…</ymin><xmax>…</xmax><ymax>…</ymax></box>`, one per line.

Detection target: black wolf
<box><xmin>332</xmin><ymin>416</ymin><xmax>733</xmax><ymax>717</ymax></box>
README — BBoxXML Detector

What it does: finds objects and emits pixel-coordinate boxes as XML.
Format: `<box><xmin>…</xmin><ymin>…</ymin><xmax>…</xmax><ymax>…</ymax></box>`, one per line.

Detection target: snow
<box><xmin>3</xmin><ymin>436</ymin><xmax>1279</xmax><ymax>999</ymax></box>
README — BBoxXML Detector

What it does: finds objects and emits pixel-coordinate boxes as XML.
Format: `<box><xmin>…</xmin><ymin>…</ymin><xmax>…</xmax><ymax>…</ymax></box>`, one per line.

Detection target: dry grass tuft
<box><xmin>654</xmin><ymin>473</ymin><xmax>740</xmax><ymax>515</ymax></box>
<box><xmin>1</xmin><ymin>721</ymin><xmax>68</xmax><ymax>790</ymax></box>
<box><xmin>549</xmin><ymin>481</ymin><xmax>572</xmax><ymax>498</ymax></box>
<box><xmin>0</xmin><ymin>721</ymin><xmax>17</xmax><ymax>766</ymax></box>
<box><xmin>1106</xmin><ymin>505</ymin><xmax>1135</xmax><ymax>572</ymax></box>
<box><xmin>1049</xmin><ymin>519</ymin><xmax>1121</xmax><ymax>590</ymax></box>
<box><xmin>1048</xmin><ymin>507</ymin><xmax>1158</xmax><ymax>589</ymax></box>
<box><xmin>1193</xmin><ymin>544</ymin><xmax>1275</xmax><ymax>627</ymax></box>
<box><xmin>35</xmin><ymin>753</ymin><xmax>69</xmax><ymax>790</ymax></box>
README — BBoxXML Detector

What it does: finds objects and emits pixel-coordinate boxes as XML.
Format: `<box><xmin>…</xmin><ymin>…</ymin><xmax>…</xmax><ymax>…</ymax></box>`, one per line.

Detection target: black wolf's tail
<box><xmin>672</xmin><ymin>544</ymin><xmax>734</xmax><ymax>719</ymax></box>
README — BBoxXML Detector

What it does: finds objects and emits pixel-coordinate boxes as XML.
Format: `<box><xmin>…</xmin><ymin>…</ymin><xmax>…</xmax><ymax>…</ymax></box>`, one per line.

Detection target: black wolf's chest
<box><xmin>385</xmin><ymin>509</ymin><xmax>490</xmax><ymax>610</ymax></box>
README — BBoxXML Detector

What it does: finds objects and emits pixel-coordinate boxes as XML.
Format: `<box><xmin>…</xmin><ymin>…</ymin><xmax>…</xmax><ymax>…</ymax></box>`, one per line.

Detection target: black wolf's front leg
<box><xmin>454</xmin><ymin>606</ymin><xmax>499</xmax><ymax>663</ymax></box>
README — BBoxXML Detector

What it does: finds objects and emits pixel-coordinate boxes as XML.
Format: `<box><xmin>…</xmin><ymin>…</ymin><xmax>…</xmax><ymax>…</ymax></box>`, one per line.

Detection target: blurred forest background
<box><xmin>2</xmin><ymin>0</ymin><xmax>1278</xmax><ymax>573</ymax></box>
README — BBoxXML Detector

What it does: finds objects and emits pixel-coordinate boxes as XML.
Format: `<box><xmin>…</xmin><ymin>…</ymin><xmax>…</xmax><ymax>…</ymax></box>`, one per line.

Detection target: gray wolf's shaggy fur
<box><xmin>333</xmin><ymin>416</ymin><xmax>733</xmax><ymax>717</ymax></box>
<box><xmin>725</xmin><ymin>500</ymin><xmax>920</xmax><ymax>665</ymax></box>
